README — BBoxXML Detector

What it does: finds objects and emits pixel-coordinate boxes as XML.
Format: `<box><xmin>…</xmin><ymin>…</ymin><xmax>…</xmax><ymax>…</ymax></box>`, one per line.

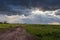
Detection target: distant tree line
<box><xmin>0</xmin><ymin>21</ymin><xmax>8</xmax><ymax>24</ymax></box>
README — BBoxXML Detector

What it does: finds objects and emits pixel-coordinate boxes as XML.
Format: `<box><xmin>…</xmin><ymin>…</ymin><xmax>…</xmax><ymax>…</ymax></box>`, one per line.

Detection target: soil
<box><xmin>0</xmin><ymin>26</ymin><xmax>36</xmax><ymax>40</ymax></box>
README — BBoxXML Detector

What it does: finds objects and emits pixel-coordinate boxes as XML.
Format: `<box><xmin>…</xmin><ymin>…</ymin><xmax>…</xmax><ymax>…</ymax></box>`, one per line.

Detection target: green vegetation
<box><xmin>23</xmin><ymin>24</ymin><xmax>60</xmax><ymax>40</ymax></box>
<box><xmin>0</xmin><ymin>24</ymin><xmax>18</xmax><ymax>32</ymax></box>
<box><xmin>0</xmin><ymin>24</ymin><xmax>60</xmax><ymax>40</ymax></box>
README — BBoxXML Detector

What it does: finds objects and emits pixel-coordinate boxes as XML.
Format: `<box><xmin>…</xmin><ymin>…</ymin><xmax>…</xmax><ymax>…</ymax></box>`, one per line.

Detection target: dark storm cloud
<box><xmin>0</xmin><ymin>0</ymin><xmax>60</xmax><ymax>15</ymax></box>
<box><xmin>0</xmin><ymin>0</ymin><xmax>60</xmax><ymax>11</ymax></box>
<box><xmin>54</xmin><ymin>9</ymin><xmax>60</xmax><ymax>15</ymax></box>
<box><xmin>7</xmin><ymin>5</ymin><xmax>32</xmax><ymax>16</ymax></box>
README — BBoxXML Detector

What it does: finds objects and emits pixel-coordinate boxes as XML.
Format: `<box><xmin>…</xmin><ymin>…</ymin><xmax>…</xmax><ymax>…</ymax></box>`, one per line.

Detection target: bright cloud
<box><xmin>0</xmin><ymin>8</ymin><xmax>60</xmax><ymax>24</ymax></box>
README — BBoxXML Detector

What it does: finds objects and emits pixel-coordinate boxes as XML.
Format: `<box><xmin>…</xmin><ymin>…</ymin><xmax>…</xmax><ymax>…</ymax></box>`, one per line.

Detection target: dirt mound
<box><xmin>0</xmin><ymin>26</ymin><xmax>36</xmax><ymax>40</ymax></box>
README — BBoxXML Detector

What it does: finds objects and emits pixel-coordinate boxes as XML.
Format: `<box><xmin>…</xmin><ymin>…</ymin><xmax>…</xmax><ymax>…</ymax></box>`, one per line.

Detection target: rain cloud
<box><xmin>0</xmin><ymin>0</ymin><xmax>60</xmax><ymax>24</ymax></box>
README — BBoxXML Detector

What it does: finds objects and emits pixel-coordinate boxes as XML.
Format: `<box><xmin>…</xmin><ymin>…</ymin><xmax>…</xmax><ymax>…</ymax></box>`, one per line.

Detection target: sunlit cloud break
<box><xmin>0</xmin><ymin>8</ymin><xmax>60</xmax><ymax>24</ymax></box>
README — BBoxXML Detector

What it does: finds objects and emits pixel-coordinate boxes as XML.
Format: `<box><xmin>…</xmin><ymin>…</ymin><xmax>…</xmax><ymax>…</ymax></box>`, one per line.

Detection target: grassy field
<box><xmin>0</xmin><ymin>24</ymin><xmax>60</xmax><ymax>40</ymax></box>
<box><xmin>23</xmin><ymin>24</ymin><xmax>60</xmax><ymax>40</ymax></box>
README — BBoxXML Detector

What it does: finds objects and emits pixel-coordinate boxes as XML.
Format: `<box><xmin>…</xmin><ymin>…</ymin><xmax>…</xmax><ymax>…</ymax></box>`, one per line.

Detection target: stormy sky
<box><xmin>0</xmin><ymin>0</ymin><xmax>60</xmax><ymax>24</ymax></box>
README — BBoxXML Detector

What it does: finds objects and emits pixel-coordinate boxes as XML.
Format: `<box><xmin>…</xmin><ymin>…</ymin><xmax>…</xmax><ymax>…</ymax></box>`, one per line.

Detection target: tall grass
<box><xmin>23</xmin><ymin>24</ymin><xmax>60</xmax><ymax>40</ymax></box>
<box><xmin>0</xmin><ymin>24</ymin><xmax>60</xmax><ymax>40</ymax></box>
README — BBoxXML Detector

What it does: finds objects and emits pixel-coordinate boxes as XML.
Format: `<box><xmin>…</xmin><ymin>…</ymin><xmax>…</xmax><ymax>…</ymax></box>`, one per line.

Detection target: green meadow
<box><xmin>0</xmin><ymin>24</ymin><xmax>60</xmax><ymax>40</ymax></box>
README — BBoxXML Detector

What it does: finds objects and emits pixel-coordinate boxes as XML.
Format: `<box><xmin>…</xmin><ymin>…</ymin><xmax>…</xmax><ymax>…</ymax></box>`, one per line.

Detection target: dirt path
<box><xmin>0</xmin><ymin>26</ymin><xmax>36</xmax><ymax>40</ymax></box>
